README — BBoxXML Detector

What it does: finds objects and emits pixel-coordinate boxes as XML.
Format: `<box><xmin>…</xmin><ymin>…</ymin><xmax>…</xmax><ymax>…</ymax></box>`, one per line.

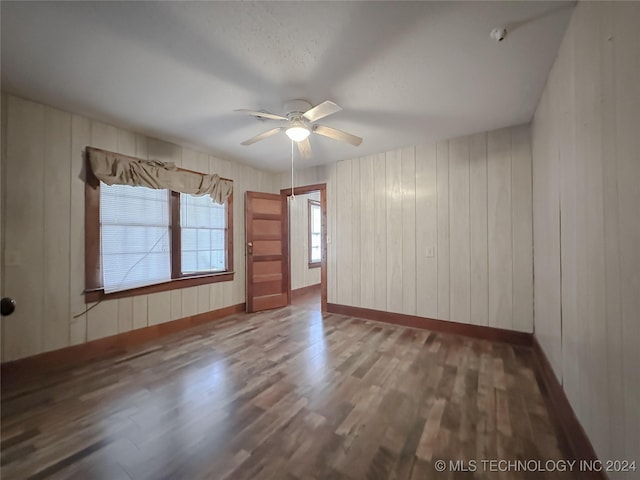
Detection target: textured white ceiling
<box><xmin>1</xmin><ymin>1</ymin><xmax>573</xmax><ymax>172</ymax></box>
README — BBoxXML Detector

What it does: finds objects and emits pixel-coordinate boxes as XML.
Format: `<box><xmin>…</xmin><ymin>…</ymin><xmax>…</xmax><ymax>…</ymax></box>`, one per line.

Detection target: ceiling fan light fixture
<box><xmin>238</xmin><ymin>100</ymin><xmax>361</xmax><ymax>148</ymax></box>
<box><xmin>285</xmin><ymin>125</ymin><xmax>310</xmax><ymax>142</ymax></box>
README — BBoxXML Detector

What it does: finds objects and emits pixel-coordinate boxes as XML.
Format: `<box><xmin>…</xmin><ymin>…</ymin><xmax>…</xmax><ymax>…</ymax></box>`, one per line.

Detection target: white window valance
<box><xmin>87</xmin><ymin>147</ymin><xmax>233</xmax><ymax>204</ymax></box>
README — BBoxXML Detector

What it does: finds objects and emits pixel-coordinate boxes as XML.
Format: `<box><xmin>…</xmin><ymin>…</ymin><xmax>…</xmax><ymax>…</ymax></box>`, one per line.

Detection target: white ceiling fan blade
<box><xmin>296</xmin><ymin>137</ymin><xmax>312</xmax><ymax>159</ymax></box>
<box><xmin>313</xmin><ymin>125</ymin><xmax>362</xmax><ymax>146</ymax></box>
<box><xmin>303</xmin><ymin>100</ymin><xmax>342</xmax><ymax>122</ymax></box>
<box><xmin>241</xmin><ymin>127</ymin><xmax>284</xmax><ymax>145</ymax></box>
<box><xmin>234</xmin><ymin>109</ymin><xmax>288</xmax><ymax>121</ymax></box>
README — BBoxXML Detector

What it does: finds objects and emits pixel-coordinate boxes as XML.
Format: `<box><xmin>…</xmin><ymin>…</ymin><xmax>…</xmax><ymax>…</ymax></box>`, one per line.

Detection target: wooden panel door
<box><xmin>245</xmin><ymin>191</ymin><xmax>288</xmax><ymax>312</ymax></box>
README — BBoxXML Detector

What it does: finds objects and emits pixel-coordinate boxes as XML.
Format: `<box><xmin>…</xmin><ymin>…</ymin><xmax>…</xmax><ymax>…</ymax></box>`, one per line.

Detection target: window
<box><xmin>100</xmin><ymin>184</ymin><xmax>171</xmax><ymax>293</ymax></box>
<box><xmin>86</xmin><ymin>178</ymin><xmax>233</xmax><ymax>301</ymax></box>
<box><xmin>180</xmin><ymin>193</ymin><xmax>227</xmax><ymax>274</ymax></box>
<box><xmin>308</xmin><ymin>199</ymin><xmax>321</xmax><ymax>267</ymax></box>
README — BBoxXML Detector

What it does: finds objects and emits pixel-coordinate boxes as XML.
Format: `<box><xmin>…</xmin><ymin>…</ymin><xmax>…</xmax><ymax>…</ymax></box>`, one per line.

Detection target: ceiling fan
<box><xmin>235</xmin><ymin>99</ymin><xmax>362</xmax><ymax>159</ymax></box>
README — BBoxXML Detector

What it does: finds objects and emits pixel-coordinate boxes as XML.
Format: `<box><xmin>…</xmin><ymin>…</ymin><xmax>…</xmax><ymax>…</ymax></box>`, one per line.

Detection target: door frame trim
<box><xmin>280</xmin><ymin>184</ymin><xmax>327</xmax><ymax>312</ymax></box>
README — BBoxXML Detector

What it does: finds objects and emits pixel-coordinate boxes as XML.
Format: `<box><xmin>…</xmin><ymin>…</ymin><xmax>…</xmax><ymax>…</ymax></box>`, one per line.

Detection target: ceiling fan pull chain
<box><xmin>291</xmin><ymin>139</ymin><xmax>295</xmax><ymax>201</ymax></box>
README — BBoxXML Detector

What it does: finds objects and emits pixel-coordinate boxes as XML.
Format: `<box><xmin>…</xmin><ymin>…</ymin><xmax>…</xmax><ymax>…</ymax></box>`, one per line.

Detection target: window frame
<box><xmin>308</xmin><ymin>199</ymin><xmax>321</xmax><ymax>268</ymax></box>
<box><xmin>85</xmin><ymin>164</ymin><xmax>234</xmax><ymax>302</ymax></box>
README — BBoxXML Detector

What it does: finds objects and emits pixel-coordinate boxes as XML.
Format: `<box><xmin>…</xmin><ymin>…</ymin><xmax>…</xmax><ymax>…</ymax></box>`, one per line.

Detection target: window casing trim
<box><xmin>84</xmin><ymin>272</ymin><xmax>234</xmax><ymax>302</ymax></box>
<box><xmin>85</xmin><ymin>160</ymin><xmax>234</xmax><ymax>302</ymax></box>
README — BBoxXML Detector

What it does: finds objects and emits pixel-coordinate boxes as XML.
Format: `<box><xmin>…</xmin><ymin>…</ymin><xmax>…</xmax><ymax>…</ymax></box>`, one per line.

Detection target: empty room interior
<box><xmin>1</xmin><ymin>1</ymin><xmax>638</xmax><ymax>479</ymax></box>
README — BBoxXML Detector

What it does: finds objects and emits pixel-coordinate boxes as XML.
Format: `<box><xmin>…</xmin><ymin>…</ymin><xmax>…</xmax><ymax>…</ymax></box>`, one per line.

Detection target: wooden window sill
<box><xmin>308</xmin><ymin>262</ymin><xmax>321</xmax><ymax>269</ymax></box>
<box><xmin>85</xmin><ymin>271</ymin><xmax>234</xmax><ymax>302</ymax></box>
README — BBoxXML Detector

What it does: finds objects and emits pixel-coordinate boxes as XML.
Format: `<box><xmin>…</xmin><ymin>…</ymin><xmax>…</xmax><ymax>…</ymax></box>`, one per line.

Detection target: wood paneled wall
<box><xmin>288</xmin><ymin>191</ymin><xmax>320</xmax><ymax>290</ymax></box>
<box><xmin>0</xmin><ymin>93</ymin><xmax>6</xmax><ymax>358</ymax></box>
<box><xmin>531</xmin><ymin>1</ymin><xmax>639</xmax><ymax>472</ymax></box>
<box><xmin>277</xmin><ymin>124</ymin><xmax>533</xmax><ymax>332</ymax></box>
<box><xmin>1</xmin><ymin>94</ymin><xmax>274</xmax><ymax>361</ymax></box>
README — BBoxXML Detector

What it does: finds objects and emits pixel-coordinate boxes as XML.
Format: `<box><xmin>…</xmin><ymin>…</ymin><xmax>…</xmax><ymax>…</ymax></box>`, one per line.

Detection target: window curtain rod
<box><xmin>86</xmin><ymin>146</ymin><xmax>233</xmax><ymax>205</ymax></box>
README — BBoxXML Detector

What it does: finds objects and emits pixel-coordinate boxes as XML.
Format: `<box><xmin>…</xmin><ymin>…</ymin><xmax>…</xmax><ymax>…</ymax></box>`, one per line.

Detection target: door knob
<box><xmin>1</xmin><ymin>298</ymin><xmax>16</xmax><ymax>316</ymax></box>
<box><xmin>247</xmin><ymin>242</ymin><xmax>253</xmax><ymax>255</ymax></box>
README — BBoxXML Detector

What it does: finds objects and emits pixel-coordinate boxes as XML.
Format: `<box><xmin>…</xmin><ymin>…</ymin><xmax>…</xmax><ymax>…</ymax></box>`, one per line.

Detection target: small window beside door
<box><xmin>308</xmin><ymin>199</ymin><xmax>321</xmax><ymax>268</ymax></box>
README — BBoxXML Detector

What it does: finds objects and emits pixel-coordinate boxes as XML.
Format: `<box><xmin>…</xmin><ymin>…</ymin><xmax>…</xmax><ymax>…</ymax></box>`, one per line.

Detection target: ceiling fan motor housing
<box><xmin>284</xmin><ymin>99</ymin><xmax>313</xmax><ymax>118</ymax></box>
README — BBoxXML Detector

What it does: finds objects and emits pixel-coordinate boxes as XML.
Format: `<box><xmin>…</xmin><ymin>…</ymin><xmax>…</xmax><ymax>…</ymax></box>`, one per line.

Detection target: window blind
<box><xmin>100</xmin><ymin>183</ymin><xmax>171</xmax><ymax>293</ymax></box>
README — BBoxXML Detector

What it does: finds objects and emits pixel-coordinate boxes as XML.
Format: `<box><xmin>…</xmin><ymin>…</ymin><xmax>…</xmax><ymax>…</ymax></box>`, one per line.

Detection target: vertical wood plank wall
<box><xmin>1</xmin><ymin>94</ymin><xmax>274</xmax><ymax>361</ymax></box>
<box><xmin>0</xmin><ymin>93</ymin><xmax>7</xmax><ymax>358</ymax></box>
<box><xmin>276</xmin><ymin>124</ymin><xmax>534</xmax><ymax>333</ymax></box>
<box><xmin>531</xmin><ymin>1</ymin><xmax>639</xmax><ymax>474</ymax></box>
<box><xmin>288</xmin><ymin>191</ymin><xmax>320</xmax><ymax>290</ymax></box>
<box><xmin>2</xmin><ymin>95</ymin><xmax>537</xmax><ymax>366</ymax></box>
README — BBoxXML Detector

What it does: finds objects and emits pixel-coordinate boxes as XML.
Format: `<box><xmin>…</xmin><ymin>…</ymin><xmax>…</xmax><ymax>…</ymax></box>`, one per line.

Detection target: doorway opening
<box><xmin>280</xmin><ymin>184</ymin><xmax>327</xmax><ymax>312</ymax></box>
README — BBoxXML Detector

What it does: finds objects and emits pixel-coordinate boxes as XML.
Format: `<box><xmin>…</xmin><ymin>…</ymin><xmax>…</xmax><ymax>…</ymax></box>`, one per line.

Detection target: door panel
<box><xmin>253</xmin><ymin>219</ymin><xmax>281</xmax><ymax>236</ymax></box>
<box><xmin>245</xmin><ymin>191</ymin><xmax>288</xmax><ymax>312</ymax></box>
<box><xmin>253</xmin><ymin>294</ymin><xmax>288</xmax><ymax>312</ymax></box>
<box><xmin>252</xmin><ymin>198</ymin><xmax>282</xmax><ymax>215</ymax></box>
<box><xmin>253</xmin><ymin>280</ymin><xmax>284</xmax><ymax>297</ymax></box>
<box><xmin>253</xmin><ymin>240</ymin><xmax>282</xmax><ymax>256</ymax></box>
<box><xmin>253</xmin><ymin>261</ymin><xmax>283</xmax><ymax>283</ymax></box>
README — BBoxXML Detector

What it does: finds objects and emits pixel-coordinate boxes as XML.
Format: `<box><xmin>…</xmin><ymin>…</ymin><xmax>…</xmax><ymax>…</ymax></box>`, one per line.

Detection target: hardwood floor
<box><xmin>291</xmin><ymin>286</ymin><xmax>321</xmax><ymax>311</ymax></box>
<box><xmin>1</xmin><ymin>307</ymin><xmax>577</xmax><ymax>479</ymax></box>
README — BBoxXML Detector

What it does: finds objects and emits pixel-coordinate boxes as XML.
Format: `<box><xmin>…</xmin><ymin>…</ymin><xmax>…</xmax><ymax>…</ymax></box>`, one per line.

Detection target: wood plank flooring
<box><xmin>290</xmin><ymin>287</ymin><xmax>321</xmax><ymax>311</ymax></box>
<box><xmin>1</xmin><ymin>307</ymin><xmax>577</xmax><ymax>479</ymax></box>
